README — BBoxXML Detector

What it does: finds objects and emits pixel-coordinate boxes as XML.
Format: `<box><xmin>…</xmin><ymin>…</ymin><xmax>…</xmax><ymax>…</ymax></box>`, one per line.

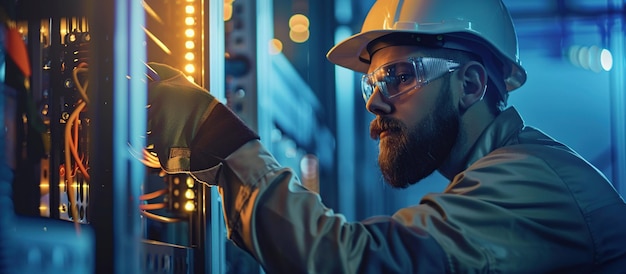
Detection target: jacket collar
<box><xmin>439</xmin><ymin>107</ymin><xmax>525</xmax><ymax>178</ymax></box>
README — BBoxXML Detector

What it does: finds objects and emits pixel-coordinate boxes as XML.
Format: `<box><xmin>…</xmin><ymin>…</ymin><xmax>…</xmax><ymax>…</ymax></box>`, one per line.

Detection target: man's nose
<box><xmin>366</xmin><ymin>86</ymin><xmax>392</xmax><ymax>115</ymax></box>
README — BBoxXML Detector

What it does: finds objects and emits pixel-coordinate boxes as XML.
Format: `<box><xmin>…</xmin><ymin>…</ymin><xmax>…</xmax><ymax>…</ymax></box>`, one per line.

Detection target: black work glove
<box><xmin>147</xmin><ymin>62</ymin><xmax>259</xmax><ymax>177</ymax></box>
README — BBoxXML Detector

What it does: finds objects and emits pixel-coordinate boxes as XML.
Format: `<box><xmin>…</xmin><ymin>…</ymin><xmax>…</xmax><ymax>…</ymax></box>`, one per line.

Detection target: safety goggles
<box><xmin>361</xmin><ymin>57</ymin><xmax>460</xmax><ymax>102</ymax></box>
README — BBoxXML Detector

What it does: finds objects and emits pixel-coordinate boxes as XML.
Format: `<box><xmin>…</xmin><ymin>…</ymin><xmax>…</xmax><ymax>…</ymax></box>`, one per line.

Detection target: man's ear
<box><xmin>459</xmin><ymin>61</ymin><xmax>488</xmax><ymax>111</ymax></box>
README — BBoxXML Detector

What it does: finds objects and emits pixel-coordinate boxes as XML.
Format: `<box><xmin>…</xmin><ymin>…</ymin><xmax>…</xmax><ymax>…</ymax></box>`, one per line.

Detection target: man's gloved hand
<box><xmin>147</xmin><ymin>62</ymin><xmax>259</xmax><ymax>175</ymax></box>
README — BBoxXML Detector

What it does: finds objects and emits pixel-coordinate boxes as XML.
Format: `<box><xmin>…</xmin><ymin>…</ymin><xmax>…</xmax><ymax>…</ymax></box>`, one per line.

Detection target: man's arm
<box><xmin>209</xmin><ymin>140</ymin><xmax>449</xmax><ymax>273</ymax></box>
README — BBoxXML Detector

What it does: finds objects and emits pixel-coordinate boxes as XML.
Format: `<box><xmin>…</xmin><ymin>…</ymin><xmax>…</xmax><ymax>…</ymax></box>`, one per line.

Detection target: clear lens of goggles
<box><xmin>361</xmin><ymin>57</ymin><xmax>460</xmax><ymax>102</ymax></box>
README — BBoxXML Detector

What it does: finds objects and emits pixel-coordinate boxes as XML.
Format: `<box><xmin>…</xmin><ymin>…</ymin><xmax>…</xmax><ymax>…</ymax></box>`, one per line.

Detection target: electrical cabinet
<box><xmin>1</xmin><ymin>0</ymin><xmax>221</xmax><ymax>273</ymax></box>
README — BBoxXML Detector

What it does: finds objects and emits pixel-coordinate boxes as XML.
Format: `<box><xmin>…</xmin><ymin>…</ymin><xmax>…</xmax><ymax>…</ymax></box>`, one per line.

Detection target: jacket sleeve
<box><xmin>209</xmin><ymin>140</ymin><xmax>449</xmax><ymax>273</ymax></box>
<box><xmin>204</xmin><ymin>140</ymin><xmax>596</xmax><ymax>273</ymax></box>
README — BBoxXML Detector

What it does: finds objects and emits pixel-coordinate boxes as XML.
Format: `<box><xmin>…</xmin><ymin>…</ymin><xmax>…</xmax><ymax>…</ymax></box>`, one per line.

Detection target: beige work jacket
<box><xmin>195</xmin><ymin>107</ymin><xmax>626</xmax><ymax>273</ymax></box>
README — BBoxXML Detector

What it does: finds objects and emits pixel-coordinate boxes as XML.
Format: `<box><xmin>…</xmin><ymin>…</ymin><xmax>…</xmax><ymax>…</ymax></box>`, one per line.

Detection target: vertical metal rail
<box><xmin>112</xmin><ymin>0</ymin><xmax>146</xmax><ymax>272</ymax></box>
<box><xmin>206</xmin><ymin>0</ymin><xmax>226</xmax><ymax>273</ymax></box>
<box><xmin>256</xmin><ymin>1</ymin><xmax>272</xmax><ymax>272</ymax></box>
<box><xmin>333</xmin><ymin>0</ymin><xmax>357</xmax><ymax>222</ymax></box>
<box><xmin>609</xmin><ymin>1</ymin><xmax>625</xmax><ymax>194</ymax></box>
<box><xmin>48</xmin><ymin>17</ymin><xmax>62</xmax><ymax>220</ymax></box>
<box><xmin>89</xmin><ymin>0</ymin><xmax>146</xmax><ymax>272</ymax></box>
<box><xmin>256</xmin><ymin>0</ymin><xmax>273</xmax><ymax>149</ymax></box>
<box><xmin>0</xmin><ymin>22</ymin><xmax>12</xmax><ymax>273</ymax></box>
<box><xmin>26</xmin><ymin>18</ymin><xmax>43</xmax><ymax>216</ymax></box>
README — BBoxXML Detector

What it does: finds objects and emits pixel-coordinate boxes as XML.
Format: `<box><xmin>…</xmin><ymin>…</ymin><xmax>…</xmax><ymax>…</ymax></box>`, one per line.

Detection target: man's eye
<box><xmin>398</xmin><ymin>74</ymin><xmax>413</xmax><ymax>83</ymax></box>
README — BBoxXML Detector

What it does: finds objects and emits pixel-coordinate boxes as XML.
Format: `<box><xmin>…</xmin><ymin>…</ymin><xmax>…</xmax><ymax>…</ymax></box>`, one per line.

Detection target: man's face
<box><xmin>366</xmin><ymin>46</ymin><xmax>461</xmax><ymax>188</ymax></box>
<box><xmin>370</xmin><ymin>81</ymin><xmax>460</xmax><ymax>188</ymax></box>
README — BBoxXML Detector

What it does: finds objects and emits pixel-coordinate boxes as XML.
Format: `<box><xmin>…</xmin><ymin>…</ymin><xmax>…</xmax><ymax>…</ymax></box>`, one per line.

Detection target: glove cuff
<box><xmin>189</xmin><ymin>103</ymin><xmax>259</xmax><ymax>170</ymax></box>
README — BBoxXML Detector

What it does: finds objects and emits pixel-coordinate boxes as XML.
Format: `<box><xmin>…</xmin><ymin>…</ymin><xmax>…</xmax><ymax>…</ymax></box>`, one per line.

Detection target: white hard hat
<box><xmin>327</xmin><ymin>0</ymin><xmax>527</xmax><ymax>93</ymax></box>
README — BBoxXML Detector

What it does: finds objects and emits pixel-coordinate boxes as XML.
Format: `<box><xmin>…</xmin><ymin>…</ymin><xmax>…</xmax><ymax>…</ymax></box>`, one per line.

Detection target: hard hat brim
<box><xmin>327</xmin><ymin>30</ymin><xmax>396</xmax><ymax>74</ymax></box>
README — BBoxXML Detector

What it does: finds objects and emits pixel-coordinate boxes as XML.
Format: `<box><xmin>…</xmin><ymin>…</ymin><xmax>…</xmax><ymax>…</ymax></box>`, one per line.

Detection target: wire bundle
<box><xmin>138</xmin><ymin>188</ymin><xmax>184</xmax><ymax>223</ymax></box>
<box><xmin>63</xmin><ymin>63</ymin><xmax>91</xmax><ymax>233</ymax></box>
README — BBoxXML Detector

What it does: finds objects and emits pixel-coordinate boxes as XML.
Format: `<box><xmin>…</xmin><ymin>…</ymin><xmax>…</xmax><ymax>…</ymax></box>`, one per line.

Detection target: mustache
<box><xmin>370</xmin><ymin>116</ymin><xmax>404</xmax><ymax>140</ymax></box>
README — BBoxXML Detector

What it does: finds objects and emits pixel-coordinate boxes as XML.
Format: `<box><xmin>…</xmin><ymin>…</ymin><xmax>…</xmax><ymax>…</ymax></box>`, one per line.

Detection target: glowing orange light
<box><xmin>185</xmin><ymin>29</ymin><xmax>195</xmax><ymax>38</ymax></box>
<box><xmin>185</xmin><ymin>189</ymin><xmax>195</xmax><ymax>199</ymax></box>
<box><xmin>185</xmin><ymin>64</ymin><xmax>195</xmax><ymax>73</ymax></box>
<box><xmin>225</xmin><ymin>5</ymin><xmax>234</xmax><ymax>21</ymax></box>
<box><xmin>289</xmin><ymin>29</ymin><xmax>310</xmax><ymax>43</ymax></box>
<box><xmin>289</xmin><ymin>14</ymin><xmax>309</xmax><ymax>29</ymax></box>
<box><xmin>185</xmin><ymin>5</ymin><xmax>195</xmax><ymax>14</ymax></box>
<box><xmin>185</xmin><ymin>17</ymin><xmax>195</xmax><ymax>26</ymax></box>
<box><xmin>184</xmin><ymin>201</ymin><xmax>195</xmax><ymax>211</ymax></box>
<box><xmin>269</xmin><ymin>38</ymin><xmax>283</xmax><ymax>55</ymax></box>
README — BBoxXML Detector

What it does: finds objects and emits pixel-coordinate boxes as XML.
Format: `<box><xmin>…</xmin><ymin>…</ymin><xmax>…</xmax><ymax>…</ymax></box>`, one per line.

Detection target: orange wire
<box><xmin>140</xmin><ymin>188</ymin><xmax>168</xmax><ymax>200</ymax></box>
<box><xmin>139</xmin><ymin>203</ymin><xmax>167</xmax><ymax>210</ymax></box>
<box><xmin>63</xmin><ymin>62</ymin><xmax>89</xmax><ymax>235</ymax></box>
<box><xmin>64</xmin><ymin>102</ymin><xmax>86</xmax><ymax>234</ymax></box>
<box><xmin>68</xmin><ymin>102</ymin><xmax>90</xmax><ymax>180</ymax></box>
<box><xmin>140</xmin><ymin>211</ymin><xmax>183</xmax><ymax>223</ymax></box>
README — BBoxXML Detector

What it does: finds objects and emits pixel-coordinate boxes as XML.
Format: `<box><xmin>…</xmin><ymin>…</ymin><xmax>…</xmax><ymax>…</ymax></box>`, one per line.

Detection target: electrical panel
<box><xmin>0</xmin><ymin>0</ymin><xmax>219</xmax><ymax>273</ymax></box>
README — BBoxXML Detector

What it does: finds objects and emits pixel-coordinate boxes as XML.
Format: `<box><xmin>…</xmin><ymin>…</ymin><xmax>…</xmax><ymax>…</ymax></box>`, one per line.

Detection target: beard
<box><xmin>370</xmin><ymin>81</ymin><xmax>460</xmax><ymax>188</ymax></box>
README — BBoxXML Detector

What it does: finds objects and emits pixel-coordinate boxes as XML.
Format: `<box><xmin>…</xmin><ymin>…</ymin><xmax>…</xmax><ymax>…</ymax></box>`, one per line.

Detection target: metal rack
<box><xmin>2</xmin><ymin>0</ymin><xmax>222</xmax><ymax>273</ymax></box>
